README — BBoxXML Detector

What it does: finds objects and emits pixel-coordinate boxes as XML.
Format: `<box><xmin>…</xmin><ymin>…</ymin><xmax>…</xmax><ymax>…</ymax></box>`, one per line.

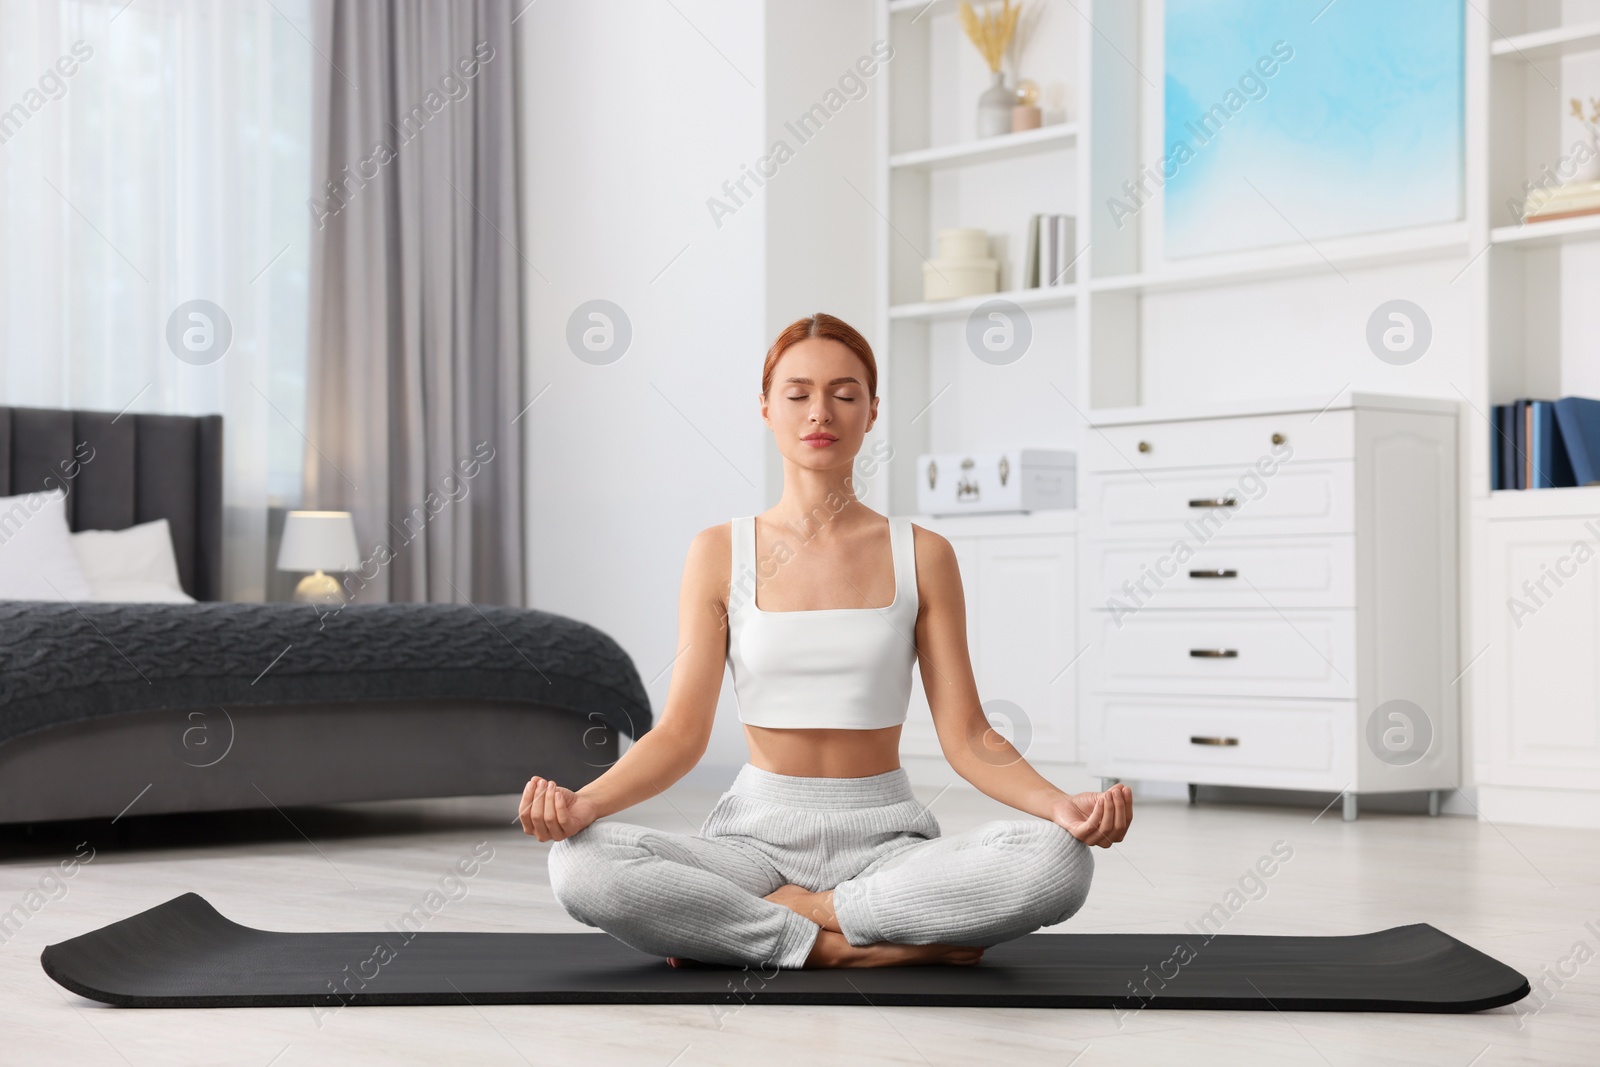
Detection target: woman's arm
<box><xmin>520</xmin><ymin>523</ymin><xmax>731</xmax><ymax>841</ymax></box>
<box><xmin>914</xmin><ymin>527</ymin><xmax>1131</xmax><ymax>847</ymax></box>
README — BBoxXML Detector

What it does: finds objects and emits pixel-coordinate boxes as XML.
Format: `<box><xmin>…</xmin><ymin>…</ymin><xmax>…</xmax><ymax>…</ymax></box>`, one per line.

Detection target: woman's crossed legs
<box><xmin>547</xmin><ymin>816</ymin><xmax>1093</xmax><ymax>969</ymax></box>
<box><xmin>769</xmin><ymin>818</ymin><xmax>1093</xmax><ymax>951</ymax></box>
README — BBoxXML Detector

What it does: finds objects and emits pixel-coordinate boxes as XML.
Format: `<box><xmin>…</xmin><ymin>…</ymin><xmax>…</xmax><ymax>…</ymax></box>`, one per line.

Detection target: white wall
<box><xmin>516</xmin><ymin>0</ymin><xmax>876</xmax><ymax>784</ymax></box>
<box><xmin>763</xmin><ymin>0</ymin><xmax>879</xmax><ymax>502</ymax></box>
<box><xmin>516</xmin><ymin>0</ymin><xmax>767</xmax><ymax>782</ymax></box>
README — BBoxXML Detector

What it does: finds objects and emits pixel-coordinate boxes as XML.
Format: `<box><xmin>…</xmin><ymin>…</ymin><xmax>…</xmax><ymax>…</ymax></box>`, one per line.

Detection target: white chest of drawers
<box><xmin>1078</xmin><ymin>394</ymin><xmax>1460</xmax><ymax>820</ymax></box>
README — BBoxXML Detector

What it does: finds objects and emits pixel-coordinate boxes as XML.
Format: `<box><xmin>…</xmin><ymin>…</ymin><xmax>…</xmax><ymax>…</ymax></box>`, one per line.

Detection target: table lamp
<box><xmin>277</xmin><ymin>510</ymin><xmax>361</xmax><ymax>603</ymax></box>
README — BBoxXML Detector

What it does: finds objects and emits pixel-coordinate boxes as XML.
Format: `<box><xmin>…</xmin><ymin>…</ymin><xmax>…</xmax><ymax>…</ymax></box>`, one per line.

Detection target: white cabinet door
<box><xmin>1485</xmin><ymin>517</ymin><xmax>1600</xmax><ymax>789</ymax></box>
<box><xmin>974</xmin><ymin>535</ymin><xmax>1077</xmax><ymax>763</ymax></box>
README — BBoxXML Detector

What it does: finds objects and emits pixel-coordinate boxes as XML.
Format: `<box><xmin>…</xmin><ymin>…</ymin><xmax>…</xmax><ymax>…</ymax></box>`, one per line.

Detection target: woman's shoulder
<box><xmin>686</xmin><ymin>518</ymin><xmax>739</xmax><ymax>562</ymax></box>
<box><xmin>904</xmin><ymin>519</ymin><xmax>958</xmax><ymax>594</ymax></box>
<box><xmin>903</xmin><ymin>517</ymin><xmax>951</xmax><ymax>557</ymax></box>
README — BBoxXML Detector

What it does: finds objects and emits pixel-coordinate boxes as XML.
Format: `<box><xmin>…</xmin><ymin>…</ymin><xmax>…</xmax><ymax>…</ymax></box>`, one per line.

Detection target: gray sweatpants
<box><xmin>546</xmin><ymin>763</ymin><xmax>1095</xmax><ymax>969</ymax></box>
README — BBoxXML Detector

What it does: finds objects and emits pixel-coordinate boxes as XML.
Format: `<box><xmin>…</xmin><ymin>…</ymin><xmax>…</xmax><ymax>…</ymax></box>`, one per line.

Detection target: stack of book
<box><xmin>1492</xmin><ymin>396</ymin><xmax>1600</xmax><ymax>489</ymax></box>
<box><xmin>1023</xmin><ymin>214</ymin><xmax>1076</xmax><ymax>288</ymax></box>
<box><xmin>1524</xmin><ymin>180</ymin><xmax>1600</xmax><ymax>223</ymax></box>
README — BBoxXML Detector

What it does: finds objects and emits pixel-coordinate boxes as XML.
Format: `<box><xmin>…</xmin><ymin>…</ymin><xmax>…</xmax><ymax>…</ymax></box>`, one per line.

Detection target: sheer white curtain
<box><xmin>0</xmin><ymin>0</ymin><xmax>312</xmax><ymax>600</ymax></box>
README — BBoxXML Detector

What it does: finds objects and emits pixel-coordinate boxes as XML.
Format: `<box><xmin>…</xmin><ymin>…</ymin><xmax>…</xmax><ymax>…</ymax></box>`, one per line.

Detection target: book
<box><xmin>1052</xmin><ymin>215</ymin><xmax>1076</xmax><ymax>285</ymax></box>
<box><xmin>1491</xmin><ymin>403</ymin><xmax>1509</xmax><ymax>490</ymax></box>
<box><xmin>1495</xmin><ymin>396</ymin><xmax>1593</xmax><ymax>489</ymax></box>
<box><xmin>1042</xmin><ymin>214</ymin><xmax>1058</xmax><ymax>290</ymax></box>
<box><xmin>1514</xmin><ymin>399</ymin><xmax>1527</xmax><ymax>489</ymax></box>
<box><xmin>1546</xmin><ymin>401</ymin><xmax>1577</xmax><ymax>487</ymax></box>
<box><xmin>1024</xmin><ymin>214</ymin><xmax>1041</xmax><ymax>288</ymax></box>
<box><xmin>1553</xmin><ymin>396</ymin><xmax>1600</xmax><ymax>486</ymax></box>
<box><xmin>1525</xmin><ymin>179</ymin><xmax>1600</xmax><ymax>222</ymax></box>
<box><xmin>1525</xmin><ymin>202</ymin><xmax>1600</xmax><ymax>223</ymax></box>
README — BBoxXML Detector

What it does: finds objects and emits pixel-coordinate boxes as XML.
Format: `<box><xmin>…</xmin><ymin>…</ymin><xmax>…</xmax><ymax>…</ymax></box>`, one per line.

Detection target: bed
<box><xmin>0</xmin><ymin>406</ymin><xmax>651</xmax><ymax>824</ymax></box>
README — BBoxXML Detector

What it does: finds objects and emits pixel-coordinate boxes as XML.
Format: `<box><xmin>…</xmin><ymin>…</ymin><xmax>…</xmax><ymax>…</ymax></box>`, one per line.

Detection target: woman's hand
<box><xmin>518</xmin><ymin>776</ymin><xmax>600</xmax><ymax>842</ymax></box>
<box><xmin>1049</xmin><ymin>784</ymin><xmax>1132</xmax><ymax>848</ymax></box>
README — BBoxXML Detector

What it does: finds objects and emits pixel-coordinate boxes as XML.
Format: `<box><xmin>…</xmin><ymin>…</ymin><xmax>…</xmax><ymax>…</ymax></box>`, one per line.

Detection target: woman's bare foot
<box><xmin>665</xmin><ymin>931</ymin><xmax>984</xmax><ymax>969</ymax></box>
<box><xmin>764</xmin><ymin>884</ymin><xmax>841</xmax><ymax>932</ymax></box>
<box><xmin>804</xmin><ymin>929</ymin><xmax>984</xmax><ymax>968</ymax></box>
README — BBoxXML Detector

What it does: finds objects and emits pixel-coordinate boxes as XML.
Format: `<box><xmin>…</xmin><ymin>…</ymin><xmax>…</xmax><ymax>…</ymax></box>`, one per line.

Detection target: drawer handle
<box><xmin>1137</xmin><ymin>440</ymin><xmax>1151</xmax><ymax>453</ymax></box>
<box><xmin>1188</xmin><ymin>496</ymin><xmax>1239</xmax><ymax>508</ymax></box>
<box><xmin>1189</xmin><ymin>568</ymin><xmax>1238</xmax><ymax>579</ymax></box>
<box><xmin>1190</xmin><ymin>735</ymin><xmax>1240</xmax><ymax>746</ymax></box>
<box><xmin>1189</xmin><ymin>648</ymin><xmax>1239</xmax><ymax>658</ymax></box>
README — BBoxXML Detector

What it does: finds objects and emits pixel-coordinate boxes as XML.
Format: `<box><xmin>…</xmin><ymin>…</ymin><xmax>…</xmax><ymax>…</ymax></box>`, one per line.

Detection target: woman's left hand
<box><xmin>519</xmin><ymin>776</ymin><xmax>600</xmax><ymax>842</ymax></box>
<box><xmin>1050</xmin><ymin>783</ymin><xmax>1132</xmax><ymax>848</ymax></box>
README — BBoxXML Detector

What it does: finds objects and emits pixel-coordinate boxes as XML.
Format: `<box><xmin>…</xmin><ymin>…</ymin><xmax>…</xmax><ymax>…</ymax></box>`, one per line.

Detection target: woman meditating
<box><xmin>520</xmin><ymin>311</ymin><xmax>1132</xmax><ymax>970</ymax></box>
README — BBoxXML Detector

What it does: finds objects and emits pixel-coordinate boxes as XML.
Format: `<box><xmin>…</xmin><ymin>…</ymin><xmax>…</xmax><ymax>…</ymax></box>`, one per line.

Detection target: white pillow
<box><xmin>71</xmin><ymin>518</ymin><xmax>191</xmax><ymax>601</ymax></box>
<box><xmin>85</xmin><ymin>579</ymin><xmax>196</xmax><ymax>604</ymax></box>
<box><xmin>0</xmin><ymin>488</ymin><xmax>96</xmax><ymax>601</ymax></box>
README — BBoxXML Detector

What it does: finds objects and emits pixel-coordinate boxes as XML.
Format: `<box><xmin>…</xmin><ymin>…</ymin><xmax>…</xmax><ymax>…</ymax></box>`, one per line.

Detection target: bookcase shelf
<box><xmin>1479</xmin><ymin>484</ymin><xmax>1600</xmax><ymax>519</ymax></box>
<box><xmin>1490</xmin><ymin>213</ymin><xmax>1600</xmax><ymax>247</ymax></box>
<box><xmin>888</xmin><ymin>283</ymin><xmax>1076</xmax><ymax>321</ymax></box>
<box><xmin>1089</xmin><ymin>223</ymin><xmax>1468</xmax><ymax>295</ymax></box>
<box><xmin>889</xmin><ymin>122</ymin><xmax>1077</xmax><ymax>171</ymax></box>
<box><xmin>1490</xmin><ymin>21</ymin><xmax>1600</xmax><ymax>61</ymax></box>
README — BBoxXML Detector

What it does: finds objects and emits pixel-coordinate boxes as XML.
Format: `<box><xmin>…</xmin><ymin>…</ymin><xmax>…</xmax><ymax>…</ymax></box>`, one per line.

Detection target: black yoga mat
<box><xmin>42</xmin><ymin>892</ymin><xmax>1528</xmax><ymax>1012</ymax></box>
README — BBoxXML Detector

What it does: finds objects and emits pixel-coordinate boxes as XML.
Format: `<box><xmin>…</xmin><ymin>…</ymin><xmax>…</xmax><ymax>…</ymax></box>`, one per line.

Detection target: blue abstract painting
<box><xmin>1160</xmin><ymin>0</ymin><xmax>1464</xmax><ymax>259</ymax></box>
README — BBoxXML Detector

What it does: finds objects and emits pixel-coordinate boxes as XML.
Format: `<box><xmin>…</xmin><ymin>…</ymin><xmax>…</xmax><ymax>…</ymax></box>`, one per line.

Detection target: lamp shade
<box><xmin>276</xmin><ymin>511</ymin><xmax>362</xmax><ymax>572</ymax></box>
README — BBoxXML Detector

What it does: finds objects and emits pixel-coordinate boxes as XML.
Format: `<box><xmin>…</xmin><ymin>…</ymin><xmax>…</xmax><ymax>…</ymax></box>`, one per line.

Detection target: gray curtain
<box><xmin>305</xmin><ymin>0</ymin><xmax>524</xmax><ymax>605</ymax></box>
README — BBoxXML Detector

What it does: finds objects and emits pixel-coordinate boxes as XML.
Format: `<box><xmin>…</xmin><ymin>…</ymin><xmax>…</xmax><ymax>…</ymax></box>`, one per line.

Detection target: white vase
<box><xmin>977</xmin><ymin>70</ymin><xmax>1013</xmax><ymax>139</ymax></box>
<box><xmin>1573</xmin><ymin>134</ymin><xmax>1600</xmax><ymax>184</ymax></box>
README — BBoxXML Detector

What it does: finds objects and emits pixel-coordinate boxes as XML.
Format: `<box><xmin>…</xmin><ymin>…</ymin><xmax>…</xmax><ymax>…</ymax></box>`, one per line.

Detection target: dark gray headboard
<box><xmin>0</xmin><ymin>406</ymin><xmax>223</xmax><ymax>601</ymax></box>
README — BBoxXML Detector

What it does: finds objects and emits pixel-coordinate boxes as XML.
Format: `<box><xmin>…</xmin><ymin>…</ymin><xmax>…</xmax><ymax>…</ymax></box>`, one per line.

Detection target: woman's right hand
<box><xmin>1049</xmin><ymin>784</ymin><xmax>1132</xmax><ymax>848</ymax></box>
<box><xmin>519</xmin><ymin>776</ymin><xmax>600</xmax><ymax>842</ymax></box>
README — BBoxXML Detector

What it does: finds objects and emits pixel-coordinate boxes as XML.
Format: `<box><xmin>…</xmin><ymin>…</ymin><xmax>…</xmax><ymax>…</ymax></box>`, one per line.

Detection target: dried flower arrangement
<box><xmin>958</xmin><ymin>0</ymin><xmax>1022</xmax><ymax>74</ymax></box>
<box><xmin>1572</xmin><ymin>96</ymin><xmax>1600</xmax><ymax>131</ymax></box>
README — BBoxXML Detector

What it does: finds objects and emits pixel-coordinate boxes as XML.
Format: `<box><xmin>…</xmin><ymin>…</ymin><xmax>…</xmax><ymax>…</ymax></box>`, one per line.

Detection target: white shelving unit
<box><xmin>1469</xmin><ymin>0</ymin><xmax>1600</xmax><ymax>826</ymax></box>
<box><xmin>875</xmin><ymin>0</ymin><xmax>1083</xmax><ymax>520</ymax></box>
<box><xmin>876</xmin><ymin>1</ymin><xmax>1086</xmax><ymax>776</ymax></box>
<box><xmin>873</xmin><ymin>0</ymin><xmax>1600</xmax><ymax>822</ymax></box>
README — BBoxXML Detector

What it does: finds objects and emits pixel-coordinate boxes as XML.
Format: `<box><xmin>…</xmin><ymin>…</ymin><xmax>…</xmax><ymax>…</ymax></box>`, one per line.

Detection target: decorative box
<box><xmin>916</xmin><ymin>448</ymin><xmax>1076</xmax><ymax>515</ymax></box>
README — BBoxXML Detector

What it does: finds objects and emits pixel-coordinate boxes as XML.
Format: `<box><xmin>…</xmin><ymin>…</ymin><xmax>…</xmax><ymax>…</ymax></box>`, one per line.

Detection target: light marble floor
<box><xmin>3</xmin><ymin>777</ymin><xmax>1597</xmax><ymax>1067</ymax></box>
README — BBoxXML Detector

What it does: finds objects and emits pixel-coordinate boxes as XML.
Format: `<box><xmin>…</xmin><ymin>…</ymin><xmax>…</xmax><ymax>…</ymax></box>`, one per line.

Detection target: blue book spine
<box><xmin>1514</xmin><ymin>400</ymin><xmax>1527</xmax><ymax>490</ymax></box>
<box><xmin>1529</xmin><ymin>399</ymin><xmax>1542</xmax><ymax>489</ymax></box>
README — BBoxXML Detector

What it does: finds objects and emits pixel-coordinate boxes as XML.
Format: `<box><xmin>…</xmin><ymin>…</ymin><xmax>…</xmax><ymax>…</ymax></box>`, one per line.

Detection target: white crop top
<box><xmin>726</xmin><ymin>514</ymin><xmax>918</xmax><ymax>730</ymax></box>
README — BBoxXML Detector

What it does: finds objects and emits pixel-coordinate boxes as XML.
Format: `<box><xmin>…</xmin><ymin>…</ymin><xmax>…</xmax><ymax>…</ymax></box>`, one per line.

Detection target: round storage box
<box><xmin>922</xmin><ymin>258</ymin><xmax>998</xmax><ymax>301</ymax></box>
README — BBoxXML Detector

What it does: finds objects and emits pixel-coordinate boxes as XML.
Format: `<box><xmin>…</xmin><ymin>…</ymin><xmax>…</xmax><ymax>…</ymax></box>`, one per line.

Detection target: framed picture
<box><xmin>1161</xmin><ymin>0</ymin><xmax>1465</xmax><ymax>259</ymax></box>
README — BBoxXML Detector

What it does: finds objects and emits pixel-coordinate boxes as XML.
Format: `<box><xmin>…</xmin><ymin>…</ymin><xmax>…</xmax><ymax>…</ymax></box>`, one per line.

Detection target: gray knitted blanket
<box><xmin>0</xmin><ymin>602</ymin><xmax>652</xmax><ymax>746</ymax></box>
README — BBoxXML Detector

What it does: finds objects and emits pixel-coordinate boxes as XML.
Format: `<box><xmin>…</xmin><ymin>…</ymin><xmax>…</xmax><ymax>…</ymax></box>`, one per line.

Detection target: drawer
<box><xmin>1090</xmin><ymin>694</ymin><xmax>1353</xmax><ymax>783</ymax></box>
<box><xmin>1083</xmin><ymin>409</ymin><xmax>1354</xmax><ymax>473</ymax></box>
<box><xmin>1082</xmin><ymin>462</ymin><xmax>1354</xmax><ymax>541</ymax></box>
<box><xmin>1084</xmin><ymin>535</ymin><xmax>1355</xmax><ymax>610</ymax></box>
<box><xmin>1084</xmin><ymin>609</ymin><xmax>1356</xmax><ymax>699</ymax></box>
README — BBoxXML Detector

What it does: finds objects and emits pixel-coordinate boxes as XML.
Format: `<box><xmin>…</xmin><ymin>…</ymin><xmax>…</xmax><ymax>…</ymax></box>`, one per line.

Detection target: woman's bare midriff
<box><xmin>743</xmin><ymin>724</ymin><xmax>904</xmax><ymax>778</ymax></box>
